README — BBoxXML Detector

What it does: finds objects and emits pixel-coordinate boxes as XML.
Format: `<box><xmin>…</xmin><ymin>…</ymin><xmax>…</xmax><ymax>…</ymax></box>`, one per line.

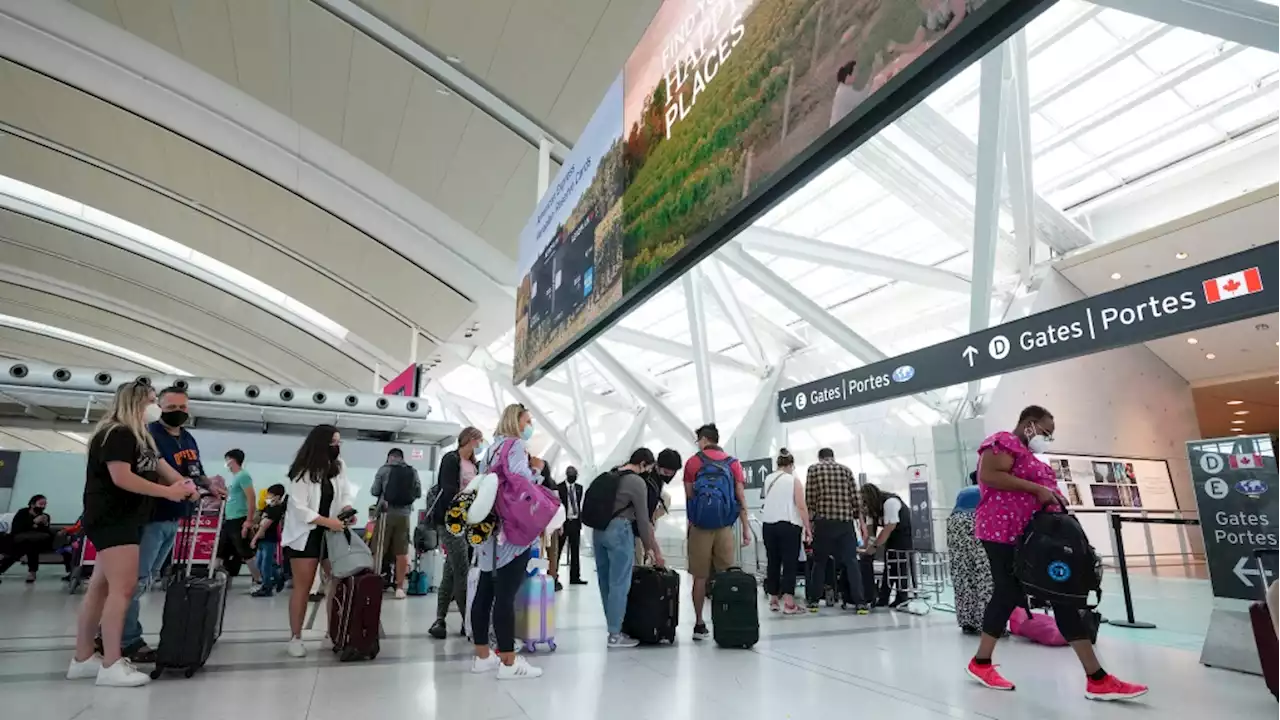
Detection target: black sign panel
<box><xmin>908</xmin><ymin>479</ymin><xmax>934</xmax><ymax>552</ymax></box>
<box><xmin>742</xmin><ymin>458</ymin><xmax>773</xmax><ymax>496</ymax></box>
<box><xmin>0</xmin><ymin>450</ymin><xmax>18</xmax><ymax>489</ymax></box>
<box><xmin>778</xmin><ymin>244</ymin><xmax>1278</xmax><ymax>422</ymax></box>
<box><xmin>1188</xmin><ymin>435</ymin><xmax>1278</xmax><ymax>602</ymax></box>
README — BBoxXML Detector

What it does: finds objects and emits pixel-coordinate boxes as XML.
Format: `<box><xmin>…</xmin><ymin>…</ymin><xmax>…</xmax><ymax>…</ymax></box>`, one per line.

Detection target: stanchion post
<box><xmin>1108</xmin><ymin>513</ymin><xmax>1157</xmax><ymax>629</ymax></box>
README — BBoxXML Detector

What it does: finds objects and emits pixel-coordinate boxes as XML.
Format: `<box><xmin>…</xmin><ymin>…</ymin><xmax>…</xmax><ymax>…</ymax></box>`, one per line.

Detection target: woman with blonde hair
<box><xmin>69</xmin><ymin>380</ymin><xmax>200</xmax><ymax>687</ymax></box>
<box><xmin>471</xmin><ymin>403</ymin><xmax>544</xmax><ymax>680</ymax></box>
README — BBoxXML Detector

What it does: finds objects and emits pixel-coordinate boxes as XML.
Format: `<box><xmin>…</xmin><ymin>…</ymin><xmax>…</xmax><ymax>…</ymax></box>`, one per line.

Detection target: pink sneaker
<box><xmin>1086</xmin><ymin>674</ymin><xmax>1148</xmax><ymax>701</ymax></box>
<box><xmin>966</xmin><ymin>659</ymin><xmax>1015</xmax><ymax>691</ymax></box>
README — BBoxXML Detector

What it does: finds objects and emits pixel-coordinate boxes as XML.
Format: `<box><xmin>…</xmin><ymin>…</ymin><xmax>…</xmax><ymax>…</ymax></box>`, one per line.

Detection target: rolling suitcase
<box><xmin>1250</xmin><ymin>550</ymin><xmax>1278</xmax><ymax>698</ymax></box>
<box><xmin>515</xmin><ymin>573</ymin><xmax>557</xmax><ymax>652</ymax></box>
<box><xmin>623</xmin><ymin>565</ymin><xmax>680</xmax><ymax>644</ymax></box>
<box><xmin>710</xmin><ymin>566</ymin><xmax>759</xmax><ymax>649</ymax></box>
<box><xmin>329</xmin><ymin>569</ymin><xmax>383</xmax><ymax>661</ymax></box>
<box><xmin>152</xmin><ymin>500</ymin><xmax>228</xmax><ymax>679</ymax></box>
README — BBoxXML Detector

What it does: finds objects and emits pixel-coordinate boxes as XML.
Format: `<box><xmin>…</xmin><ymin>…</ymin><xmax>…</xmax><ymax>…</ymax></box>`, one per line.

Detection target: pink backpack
<box><xmin>493</xmin><ymin>439</ymin><xmax>561</xmax><ymax>547</ymax></box>
<box><xmin>1009</xmin><ymin>606</ymin><xmax>1067</xmax><ymax>646</ymax></box>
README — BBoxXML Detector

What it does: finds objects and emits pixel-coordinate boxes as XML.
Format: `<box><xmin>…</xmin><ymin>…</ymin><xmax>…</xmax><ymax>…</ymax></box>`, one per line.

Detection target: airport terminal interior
<box><xmin>0</xmin><ymin>0</ymin><xmax>1277</xmax><ymax>718</ymax></box>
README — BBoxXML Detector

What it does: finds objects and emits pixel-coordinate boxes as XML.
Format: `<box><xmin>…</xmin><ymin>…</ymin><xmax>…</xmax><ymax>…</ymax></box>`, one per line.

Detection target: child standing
<box><xmin>250</xmin><ymin>484</ymin><xmax>287</xmax><ymax>597</ymax></box>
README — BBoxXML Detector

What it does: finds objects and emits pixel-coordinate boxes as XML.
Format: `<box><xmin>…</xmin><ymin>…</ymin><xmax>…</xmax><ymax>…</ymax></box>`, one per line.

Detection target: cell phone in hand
<box><xmin>336</xmin><ymin>507</ymin><xmax>357</xmax><ymax>523</ymax></box>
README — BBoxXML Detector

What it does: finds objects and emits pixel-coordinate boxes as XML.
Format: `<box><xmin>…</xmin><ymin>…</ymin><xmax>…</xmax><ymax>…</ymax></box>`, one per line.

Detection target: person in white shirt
<box><xmin>760</xmin><ymin>449</ymin><xmax>812</xmax><ymax>615</ymax></box>
<box><xmin>860</xmin><ymin>483</ymin><xmax>913</xmax><ymax>608</ymax></box>
<box><xmin>829</xmin><ymin>60</ymin><xmax>868</xmax><ymax>128</ymax></box>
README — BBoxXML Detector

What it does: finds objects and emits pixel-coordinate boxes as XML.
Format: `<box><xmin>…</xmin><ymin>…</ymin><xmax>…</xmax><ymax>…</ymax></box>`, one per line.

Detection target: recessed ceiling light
<box><xmin>1175</xmin><ymin>252</ymin><xmax>1188</xmax><ymax>260</ymax></box>
<box><xmin>1205</xmin><ymin>353</ymin><xmax>1216</xmax><ymax>359</ymax></box>
<box><xmin>1187</xmin><ymin>337</ymin><xmax>1198</xmax><ymax>345</ymax></box>
<box><xmin>1110</xmin><ymin>272</ymin><xmax>1122</xmax><ymax>280</ymax></box>
<box><xmin>1232</xmin><ymin>420</ymin><xmax>1247</xmax><ymax>424</ymax></box>
<box><xmin>446</xmin><ymin>55</ymin><xmax>463</xmax><ymax>64</ymax></box>
<box><xmin>1234</xmin><ymin>410</ymin><xmax>1249</xmax><ymax>415</ymax></box>
<box><xmin>1227</xmin><ymin>400</ymin><xmax>1244</xmax><ymax>405</ymax></box>
<box><xmin>1232</xmin><ymin>428</ymin><xmax>1244</xmax><ymax>432</ymax></box>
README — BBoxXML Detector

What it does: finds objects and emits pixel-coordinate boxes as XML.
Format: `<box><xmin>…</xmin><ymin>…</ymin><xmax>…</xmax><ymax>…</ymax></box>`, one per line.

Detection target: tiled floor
<box><xmin>0</xmin><ymin>568</ymin><xmax>1273</xmax><ymax>720</ymax></box>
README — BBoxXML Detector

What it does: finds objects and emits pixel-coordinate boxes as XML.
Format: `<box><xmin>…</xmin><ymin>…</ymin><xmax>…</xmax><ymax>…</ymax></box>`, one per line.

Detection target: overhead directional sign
<box><xmin>1188</xmin><ymin>435</ymin><xmax>1278</xmax><ymax>602</ymax></box>
<box><xmin>777</xmin><ymin>244</ymin><xmax>1278</xmax><ymax>422</ymax></box>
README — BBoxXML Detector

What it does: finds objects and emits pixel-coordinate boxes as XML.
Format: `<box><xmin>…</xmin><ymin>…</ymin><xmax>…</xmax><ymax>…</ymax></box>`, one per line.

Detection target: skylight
<box><xmin>0</xmin><ymin>175</ymin><xmax>350</xmax><ymax>341</ymax></box>
<box><xmin>0</xmin><ymin>313</ymin><xmax>190</xmax><ymax>375</ymax></box>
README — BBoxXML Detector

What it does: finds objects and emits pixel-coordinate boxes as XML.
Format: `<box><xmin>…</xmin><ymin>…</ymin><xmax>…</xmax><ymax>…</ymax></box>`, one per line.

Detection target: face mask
<box><xmin>521</xmin><ymin>424</ymin><xmax>535</xmax><ymax>442</ymax></box>
<box><xmin>143</xmin><ymin>404</ymin><xmax>163</xmax><ymax>424</ymax></box>
<box><xmin>161</xmin><ymin>410</ymin><xmax>189</xmax><ymax>427</ymax></box>
<box><xmin>328</xmin><ymin>445</ymin><xmax>341</xmax><ymax>461</ymax></box>
<box><xmin>566</xmin><ymin>474</ymin><xmax>577</xmax><ymax>484</ymax></box>
<box><xmin>1028</xmin><ymin>434</ymin><xmax>1052</xmax><ymax>453</ymax></box>
<box><xmin>268</xmin><ymin>496</ymin><xmax>281</xmax><ymax>506</ymax></box>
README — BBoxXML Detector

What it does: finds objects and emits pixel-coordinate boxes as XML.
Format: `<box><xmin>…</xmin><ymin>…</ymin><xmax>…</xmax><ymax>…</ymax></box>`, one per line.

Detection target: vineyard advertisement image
<box><xmin>514</xmin><ymin>0</ymin><xmax>993</xmax><ymax>384</ymax></box>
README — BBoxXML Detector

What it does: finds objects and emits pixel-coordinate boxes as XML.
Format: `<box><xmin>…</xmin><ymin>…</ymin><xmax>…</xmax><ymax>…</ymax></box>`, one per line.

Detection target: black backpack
<box><xmin>580</xmin><ymin>470</ymin><xmax>624</xmax><ymax>530</ymax></box>
<box><xmin>1014</xmin><ymin>508</ymin><xmax>1101</xmax><ymax>608</ymax></box>
<box><xmin>382</xmin><ymin>464</ymin><xmax>417</xmax><ymax>508</ymax></box>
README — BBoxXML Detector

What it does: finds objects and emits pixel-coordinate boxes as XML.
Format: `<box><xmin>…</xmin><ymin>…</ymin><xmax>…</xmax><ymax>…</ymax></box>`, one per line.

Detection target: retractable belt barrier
<box><xmin>1108</xmin><ymin>513</ymin><xmax>1202</xmax><ymax>629</ymax></box>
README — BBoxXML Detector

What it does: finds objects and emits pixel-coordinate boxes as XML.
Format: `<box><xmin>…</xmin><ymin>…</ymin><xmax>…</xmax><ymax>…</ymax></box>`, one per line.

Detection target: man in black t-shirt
<box><xmin>250</xmin><ymin>484</ymin><xmax>287</xmax><ymax>597</ymax></box>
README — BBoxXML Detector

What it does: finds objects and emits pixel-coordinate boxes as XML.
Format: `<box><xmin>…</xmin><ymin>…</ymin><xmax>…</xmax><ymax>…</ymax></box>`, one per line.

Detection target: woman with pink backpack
<box><xmin>469</xmin><ymin>404</ymin><xmax>560</xmax><ymax>681</ymax></box>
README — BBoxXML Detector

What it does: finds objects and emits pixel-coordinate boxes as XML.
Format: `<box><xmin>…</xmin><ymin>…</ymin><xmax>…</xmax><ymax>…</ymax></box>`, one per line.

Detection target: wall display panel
<box><xmin>514</xmin><ymin>0</ymin><xmax>1053</xmax><ymax>383</ymax></box>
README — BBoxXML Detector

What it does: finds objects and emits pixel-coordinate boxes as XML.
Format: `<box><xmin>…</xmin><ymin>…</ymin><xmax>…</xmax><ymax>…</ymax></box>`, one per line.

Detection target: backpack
<box><xmin>492</xmin><ymin>439</ymin><xmax>561</xmax><ymax>547</ymax></box>
<box><xmin>580</xmin><ymin>470</ymin><xmax>624</xmax><ymax>530</ymax></box>
<box><xmin>382</xmin><ymin>463</ymin><xmax>417</xmax><ymax>508</ymax></box>
<box><xmin>1014</xmin><ymin>507</ymin><xmax>1102</xmax><ymax>608</ymax></box>
<box><xmin>687</xmin><ymin>452</ymin><xmax>739</xmax><ymax>529</ymax></box>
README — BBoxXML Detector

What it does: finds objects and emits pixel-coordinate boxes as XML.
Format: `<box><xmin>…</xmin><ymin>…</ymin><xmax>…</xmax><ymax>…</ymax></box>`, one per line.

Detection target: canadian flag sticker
<box><xmin>1230</xmin><ymin>452</ymin><xmax>1264</xmax><ymax>470</ymax></box>
<box><xmin>1203</xmin><ymin>267</ymin><xmax>1263</xmax><ymax>304</ymax></box>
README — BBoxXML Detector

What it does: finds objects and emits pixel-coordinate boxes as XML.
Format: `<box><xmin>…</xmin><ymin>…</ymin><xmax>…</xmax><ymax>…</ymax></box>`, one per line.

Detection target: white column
<box><xmin>537</xmin><ymin>136</ymin><xmax>553</xmax><ymax>201</ymax></box>
<box><xmin>683</xmin><ymin>270</ymin><xmax>715</xmax><ymax>424</ymax></box>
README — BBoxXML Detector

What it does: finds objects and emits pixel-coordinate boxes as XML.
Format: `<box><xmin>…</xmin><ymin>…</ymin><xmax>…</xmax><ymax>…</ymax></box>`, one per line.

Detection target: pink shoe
<box><xmin>966</xmin><ymin>658</ymin><xmax>1015</xmax><ymax>691</ymax></box>
<box><xmin>781</xmin><ymin>602</ymin><xmax>806</xmax><ymax>616</ymax></box>
<box><xmin>769</xmin><ymin>596</ymin><xmax>780</xmax><ymax>612</ymax></box>
<box><xmin>1086</xmin><ymin>674</ymin><xmax>1148</xmax><ymax>701</ymax></box>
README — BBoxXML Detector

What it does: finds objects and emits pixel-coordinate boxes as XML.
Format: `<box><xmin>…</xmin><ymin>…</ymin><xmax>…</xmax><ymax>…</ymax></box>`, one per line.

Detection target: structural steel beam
<box><xmin>605</xmin><ymin>327</ymin><xmax>762</xmax><ymax>376</ymax></box>
<box><xmin>499</xmin><ymin>376</ymin><xmax>585</xmax><ymax>466</ymax></box>
<box><xmin>701</xmin><ymin>259</ymin><xmax>768</xmax><ymax>367</ymax></box>
<box><xmin>586</xmin><ymin>346</ymin><xmax>691</xmax><ymax>446</ymax></box>
<box><xmin>725</xmin><ymin>362</ymin><xmax>787</xmax><ymax>461</ymax></box>
<box><xmin>737</xmin><ymin>227</ymin><xmax>971</xmax><ymax>293</ymax></box>
<box><xmin>1029</xmin><ymin>24</ymin><xmax>1174</xmax><ymax>113</ymax></box>
<box><xmin>599</xmin><ymin>408</ymin><xmax>650</xmax><ymax>474</ymax></box>
<box><xmin>313</xmin><ymin>0</ymin><xmax>573</xmax><ymax>160</ymax></box>
<box><xmin>683</xmin><ymin>271</ymin><xmax>715</xmax><ymax>424</ymax></box>
<box><xmin>971</xmin><ymin>46</ymin><xmax>1007</xmax><ymax>336</ymax></box>
<box><xmin>565</xmin><ymin>359</ymin><xmax>595</xmax><ymax>468</ymax></box>
<box><xmin>1087</xmin><ymin>0</ymin><xmax>1279</xmax><ymax>52</ymax></box>
<box><xmin>1003</xmin><ymin>31</ymin><xmax>1037</xmax><ymax>284</ymax></box>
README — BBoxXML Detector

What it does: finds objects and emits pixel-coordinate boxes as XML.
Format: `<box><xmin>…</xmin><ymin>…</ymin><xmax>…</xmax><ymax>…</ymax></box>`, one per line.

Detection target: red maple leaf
<box><xmin>1222</xmin><ymin>278</ymin><xmax>1242</xmax><ymax>292</ymax></box>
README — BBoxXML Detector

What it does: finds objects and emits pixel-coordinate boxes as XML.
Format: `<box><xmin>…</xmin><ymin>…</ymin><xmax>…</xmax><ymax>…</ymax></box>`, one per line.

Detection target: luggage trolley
<box><xmin>884</xmin><ymin>549</ymin><xmax>952</xmax><ymax>615</ymax></box>
<box><xmin>172</xmin><ymin>498</ymin><xmax>223</xmax><ymax>581</ymax></box>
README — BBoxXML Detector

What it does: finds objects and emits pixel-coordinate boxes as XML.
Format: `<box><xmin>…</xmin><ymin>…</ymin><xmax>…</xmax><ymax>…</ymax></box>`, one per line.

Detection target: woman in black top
<box><xmin>70</xmin><ymin>380</ymin><xmax>200</xmax><ymax>687</ymax></box>
<box><xmin>0</xmin><ymin>494</ymin><xmax>54</xmax><ymax>583</ymax></box>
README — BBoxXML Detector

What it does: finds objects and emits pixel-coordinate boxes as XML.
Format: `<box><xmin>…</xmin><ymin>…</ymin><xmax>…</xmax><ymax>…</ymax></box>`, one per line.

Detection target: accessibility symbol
<box><xmin>988</xmin><ymin>335</ymin><xmax>1011</xmax><ymax>360</ymax></box>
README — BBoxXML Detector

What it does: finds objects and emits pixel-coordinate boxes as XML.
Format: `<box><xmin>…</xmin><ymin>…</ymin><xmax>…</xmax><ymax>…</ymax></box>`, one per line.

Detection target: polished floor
<box><xmin>0</xmin><ymin>567</ymin><xmax>1273</xmax><ymax>720</ymax></box>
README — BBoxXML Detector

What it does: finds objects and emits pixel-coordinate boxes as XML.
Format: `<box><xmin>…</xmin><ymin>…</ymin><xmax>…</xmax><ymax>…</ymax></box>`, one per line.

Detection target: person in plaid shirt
<box><xmin>804</xmin><ymin>448</ymin><xmax>869</xmax><ymax>613</ymax></box>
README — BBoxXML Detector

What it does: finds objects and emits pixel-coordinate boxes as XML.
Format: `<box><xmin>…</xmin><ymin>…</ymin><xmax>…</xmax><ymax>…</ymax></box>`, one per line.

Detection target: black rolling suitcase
<box><xmin>710</xmin><ymin>566</ymin><xmax>759</xmax><ymax>648</ymax></box>
<box><xmin>624</xmin><ymin>565</ymin><xmax>680</xmax><ymax>644</ymax></box>
<box><xmin>152</xmin><ymin>500</ymin><xmax>228</xmax><ymax>679</ymax></box>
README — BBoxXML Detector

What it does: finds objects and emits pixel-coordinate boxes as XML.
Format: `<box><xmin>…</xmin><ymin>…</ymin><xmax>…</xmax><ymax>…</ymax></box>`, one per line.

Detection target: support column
<box><xmin>703</xmin><ymin>258</ymin><xmax>768</xmax><ymax>366</ymax></box>
<box><xmin>566</xmin><ymin>359</ymin><xmax>595</xmax><ymax>468</ymax></box>
<box><xmin>683</xmin><ymin>270</ymin><xmax>715</xmax><ymax>424</ymax></box>
<box><xmin>537</xmin><ymin>136</ymin><xmax>553</xmax><ymax>201</ymax></box>
<box><xmin>586</xmin><ymin>346</ymin><xmax>692</xmax><ymax>450</ymax></box>
<box><xmin>1003</xmin><ymin>32</ymin><xmax>1036</xmax><ymax>283</ymax></box>
<box><xmin>409</xmin><ymin>326</ymin><xmax>420</xmax><ymax>364</ymax></box>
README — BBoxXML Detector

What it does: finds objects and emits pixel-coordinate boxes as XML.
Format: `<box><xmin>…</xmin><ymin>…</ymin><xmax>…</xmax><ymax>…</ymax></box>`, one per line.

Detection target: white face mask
<box><xmin>143</xmin><ymin>404</ymin><xmax>163</xmax><ymax>424</ymax></box>
<box><xmin>1027</xmin><ymin>426</ymin><xmax>1053</xmax><ymax>454</ymax></box>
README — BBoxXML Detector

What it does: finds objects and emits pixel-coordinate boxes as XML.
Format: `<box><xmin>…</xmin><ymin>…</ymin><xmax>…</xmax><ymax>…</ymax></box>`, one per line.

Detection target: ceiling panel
<box><xmin>407</xmin><ymin>0</ymin><xmax>516</xmax><ymax>79</ymax></box>
<box><xmin>1192</xmin><ymin>375</ymin><xmax>1280</xmax><ymax>439</ymax></box>
<box><xmin>479</xmin><ymin>147</ymin><xmax>539</xmax><ymax>261</ymax></box>
<box><xmin>0</xmin><ymin>329</ymin><xmax>149</xmax><ymax>371</ymax></box>
<box><xmin>0</xmin><ymin>61</ymin><xmax>474</xmax><ymax>342</ymax></box>
<box><xmin>341</xmin><ymin>34</ymin><xmax>414</xmax><ymax>173</ymax></box>
<box><xmin>0</xmin><ymin>283</ymin><xmax>264</xmax><ymax>379</ymax></box>
<box><xmin>387</xmin><ymin>73</ymin><xmax>474</xmax><ymax>203</ymax></box>
<box><xmin>0</xmin><ymin>425</ymin><xmax>91</xmax><ymax>454</ymax></box>
<box><xmin>1145</xmin><ymin>314</ymin><xmax>1279</xmax><ymax>383</ymax></box>
<box><xmin>226</xmin><ymin>0</ymin><xmax>293</xmax><ymax>116</ymax></box>
<box><xmin>70</xmin><ymin>0</ymin><xmax>124</xmax><ymax>26</ymax></box>
<box><xmin>171</xmin><ymin>0</ymin><xmax>241</xmax><ymax>88</ymax></box>
<box><xmin>433</xmin><ymin>112</ymin><xmax>529</xmax><ymax>233</ymax></box>
<box><xmin>113</xmin><ymin>0</ymin><xmax>184</xmax><ymax>57</ymax></box>
<box><xmin>0</xmin><ymin>212</ymin><xmax>370</xmax><ymax>388</ymax></box>
<box><xmin>289</xmin><ymin>0</ymin><xmax>355</xmax><ymax>146</ymax></box>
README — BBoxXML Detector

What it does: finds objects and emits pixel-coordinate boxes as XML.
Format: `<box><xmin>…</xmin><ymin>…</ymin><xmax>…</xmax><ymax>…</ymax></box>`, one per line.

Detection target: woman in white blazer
<box><xmin>281</xmin><ymin>424</ymin><xmax>354</xmax><ymax>658</ymax></box>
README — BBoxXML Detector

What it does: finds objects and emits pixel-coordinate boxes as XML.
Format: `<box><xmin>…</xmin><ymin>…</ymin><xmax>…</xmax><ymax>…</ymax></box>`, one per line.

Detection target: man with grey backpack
<box><xmin>371</xmin><ymin>448</ymin><xmax>421</xmax><ymax>600</ymax></box>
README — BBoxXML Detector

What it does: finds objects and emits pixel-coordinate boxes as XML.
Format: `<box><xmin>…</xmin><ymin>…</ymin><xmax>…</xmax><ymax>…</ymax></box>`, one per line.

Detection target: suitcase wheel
<box><xmin>150</xmin><ymin>668</ymin><xmax>162</xmax><ymax>680</ymax></box>
<box><xmin>547</xmin><ymin>640</ymin><xmax>557</xmax><ymax>652</ymax></box>
<box><xmin>184</xmin><ymin>668</ymin><xmax>196</xmax><ymax>678</ymax></box>
<box><xmin>523</xmin><ymin>641</ymin><xmax>536</xmax><ymax>654</ymax></box>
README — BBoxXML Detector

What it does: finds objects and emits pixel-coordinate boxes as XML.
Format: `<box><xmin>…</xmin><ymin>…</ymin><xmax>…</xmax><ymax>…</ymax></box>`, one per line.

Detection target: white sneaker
<box><xmin>497</xmin><ymin>655</ymin><xmax>542</xmax><ymax>680</ymax></box>
<box><xmin>248</xmin><ymin>583</ymin><xmax>261</xmax><ymax>594</ymax></box>
<box><xmin>394</xmin><ymin>588</ymin><xmax>407</xmax><ymax>600</ymax></box>
<box><xmin>67</xmin><ymin>654</ymin><xmax>103</xmax><ymax>680</ymax></box>
<box><xmin>471</xmin><ymin>653</ymin><xmax>500</xmax><ymax>674</ymax></box>
<box><xmin>608</xmin><ymin>633</ymin><xmax>640</xmax><ymax>649</ymax></box>
<box><xmin>286</xmin><ymin>636</ymin><xmax>307</xmax><ymax>658</ymax></box>
<box><xmin>95</xmin><ymin>658</ymin><xmax>151</xmax><ymax>687</ymax></box>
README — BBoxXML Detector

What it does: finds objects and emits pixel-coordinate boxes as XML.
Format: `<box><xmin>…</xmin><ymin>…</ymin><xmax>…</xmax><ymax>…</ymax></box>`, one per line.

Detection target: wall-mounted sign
<box><xmin>907</xmin><ymin>464</ymin><xmax>933</xmax><ymax>552</ymax></box>
<box><xmin>1188</xmin><ymin>435</ymin><xmax>1278</xmax><ymax>602</ymax></box>
<box><xmin>513</xmin><ymin>0</ymin><xmax>1054</xmax><ymax>384</ymax></box>
<box><xmin>778</xmin><ymin>244</ymin><xmax>1278</xmax><ymax>422</ymax></box>
<box><xmin>382</xmin><ymin>364</ymin><xmax>422</xmax><ymax>397</ymax></box>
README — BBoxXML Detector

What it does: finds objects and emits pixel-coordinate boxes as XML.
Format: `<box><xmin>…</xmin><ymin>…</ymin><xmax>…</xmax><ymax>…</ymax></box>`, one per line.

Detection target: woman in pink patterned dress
<box><xmin>966</xmin><ymin>405</ymin><xmax>1148</xmax><ymax>702</ymax></box>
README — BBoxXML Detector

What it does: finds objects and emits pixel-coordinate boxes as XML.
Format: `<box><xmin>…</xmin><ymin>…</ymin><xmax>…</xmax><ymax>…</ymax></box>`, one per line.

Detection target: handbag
<box><xmin>492</xmin><ymin>440</ymin><xmax>561</xmax><ymax>547</ymax></box>
<box><xmin>443</xmin><ymin>471</ymin><xmax>498</xmax><ymax>547</ymax></box>
<box><xmin>326</xmin><ymin>527</ymin><xmax>374</xmax><ymax>579</ymax></box>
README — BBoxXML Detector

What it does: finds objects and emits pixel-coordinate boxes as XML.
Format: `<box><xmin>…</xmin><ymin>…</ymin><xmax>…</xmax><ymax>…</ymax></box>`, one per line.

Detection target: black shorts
<box><xmin>217</xmin><ymin>517</ymin><xmax>254</xmax><ymax>561</ymax></box>
<box><xmin>284</xmin><ymin>527</ymin><xmax>326</xmax><ymax>561</ymax></box>
<box><xmin>85</xmin><ymin>522</ymin><xmax>142</xmax><ymax>551</ymax></box>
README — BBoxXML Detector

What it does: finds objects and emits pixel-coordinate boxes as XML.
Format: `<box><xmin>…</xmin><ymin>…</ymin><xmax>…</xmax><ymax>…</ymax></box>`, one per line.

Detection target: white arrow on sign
<box><xmin>780</xmin><ymin>397</ymin><xmax>792</xmax><ymax>413</ymax></box>
<box><xmin>1233</xmin><ymin>555</ymin><xmax>1273</xmax><ymax>588</ymax></box>
<box><xmin>962</xmin><ymin>346</ymin><xmax>978</xmax><ymax>367</ymax></box>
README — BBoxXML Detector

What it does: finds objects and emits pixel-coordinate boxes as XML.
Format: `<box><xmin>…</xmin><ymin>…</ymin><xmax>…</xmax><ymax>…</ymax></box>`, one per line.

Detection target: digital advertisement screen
<box><xmin>513</xmin><ymin>0</ymin><xmax>1046</xmax><ymax>384</ymax></box>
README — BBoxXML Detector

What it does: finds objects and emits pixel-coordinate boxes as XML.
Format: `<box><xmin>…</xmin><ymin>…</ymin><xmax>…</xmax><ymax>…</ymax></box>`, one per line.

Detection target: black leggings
<box><xmin>762</xmin><ymin>522</ymin><xmax>802</xmax><ymax>597</ymax></box>
<box><xmin>981</xmin><ymin>540</ymin><xmax>1088</xmax><ymax>642</ymax></box>
<box><xmin>0</xmin><ymin>534</ymin><xmax>64</xmax><ymax>575</ymax></box>
<box><xmin>471</xmin><ymin>548</ymin><xmax>531</xmax><ymax>653</ymax></box>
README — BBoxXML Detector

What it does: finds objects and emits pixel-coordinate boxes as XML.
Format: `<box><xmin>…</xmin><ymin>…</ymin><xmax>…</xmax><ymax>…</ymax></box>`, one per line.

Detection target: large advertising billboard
<box><xmin>514</xmin><ymin>0</ymin><xmax>1047</xmax><ymax>384</ymax></box>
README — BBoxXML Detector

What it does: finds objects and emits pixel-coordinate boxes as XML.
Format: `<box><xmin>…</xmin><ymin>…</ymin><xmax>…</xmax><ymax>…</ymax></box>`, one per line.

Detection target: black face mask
<box><xmin>566</xmin><ymin>474</ymin><xmax>578</xmax><ymax>484</ymax></box>
<box><xmin>160</xmin><ymin>410</ymin><xmax>189</xmax><ymax>427</ymax></box>
<box><xmin>328</xmin><ymin>445</ymin><xmax>341</xmax><ymax>461</ymax></box>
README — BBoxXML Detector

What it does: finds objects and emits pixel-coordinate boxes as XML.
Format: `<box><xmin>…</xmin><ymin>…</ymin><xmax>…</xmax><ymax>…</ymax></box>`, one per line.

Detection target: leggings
<box><xmin>470</xmin><ymin>548</ymin><xmax>531</xmax><ymax>653</ymax></box>
<box><xmin>981</xmin><ymin>540</ymin><xmax>1088</xmax><ymax>642</ymax></box>
<box><xmin>762</xmin><ymin>522</ymin><xmax>802</xmax><ymax>597</ymax></box>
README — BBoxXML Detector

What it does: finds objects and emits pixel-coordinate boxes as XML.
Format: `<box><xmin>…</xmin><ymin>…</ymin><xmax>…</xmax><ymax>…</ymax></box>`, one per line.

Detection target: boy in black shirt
<box><xmin>250</xmin><ymin>484</ymin><xmax>287</xmax><ymax>597</ymax></box>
